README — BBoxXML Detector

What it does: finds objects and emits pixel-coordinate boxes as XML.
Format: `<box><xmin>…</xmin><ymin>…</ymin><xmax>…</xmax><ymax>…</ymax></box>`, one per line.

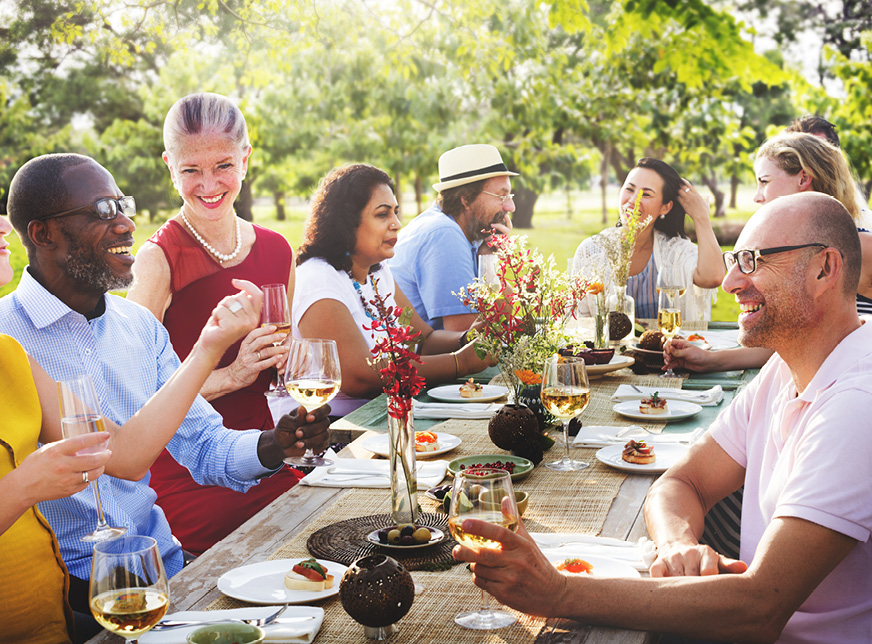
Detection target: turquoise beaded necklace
<box><xmin>348</xmin><ymin>271</ymin><xmax>378</xmax><ymax>321</ymax></box>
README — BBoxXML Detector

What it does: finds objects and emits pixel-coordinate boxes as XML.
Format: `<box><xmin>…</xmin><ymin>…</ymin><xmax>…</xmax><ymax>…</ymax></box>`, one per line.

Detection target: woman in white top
<box><xmin>572</xmin><ymin>158</ymin><xmax>724</xmax><ymax>320</ymax></box>
<box><xmin>294</xmin><ymin>164</ymin><xmax>491</xmax><ymax>416</ymax></box>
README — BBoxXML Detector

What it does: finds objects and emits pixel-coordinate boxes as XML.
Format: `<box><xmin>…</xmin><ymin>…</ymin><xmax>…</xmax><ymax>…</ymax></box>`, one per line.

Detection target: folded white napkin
<box><xmin>140</xmin><ymin>606</ymin><xmax>324</xmax><ymax>643</ymax></box>
<box><xmin>412</xmin><ymin>399</ymin><xmax>501</xmax><ymax>419</ymax></box>
<box><xmin>611</xmin><ymin>384</ymin><xmax>723</xmax><ymax>406</ymax></box>
<box><xmin>299</xmin><ymin>450</ymin><xmax>448</xmax><ymax>488</ymax></box>
<box><xmin>573</xmin><ymin>425</ymin><xmax>705</xmax><ymax>448</ymax></box>
<box><xmin>530</xmin><ymin>533</ymin><xmax>657</xmax><ymax>571</ymax></box>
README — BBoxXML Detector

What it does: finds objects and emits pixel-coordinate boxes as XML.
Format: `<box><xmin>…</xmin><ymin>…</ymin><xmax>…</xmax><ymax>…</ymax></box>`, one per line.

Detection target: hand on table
<box><xmin>649</xmin><ymin>540</ymin><xmax>747</xmax><ymax>577</ymax></box>
<box><xmin>452</xmin><ymin>518</ymin><xmax>568</xmax><ymax>618</ymax></box>
<box><xmin>663</xmin><ymin>338</ymin><xmax>714</xmax><ymax>373</ymax></box>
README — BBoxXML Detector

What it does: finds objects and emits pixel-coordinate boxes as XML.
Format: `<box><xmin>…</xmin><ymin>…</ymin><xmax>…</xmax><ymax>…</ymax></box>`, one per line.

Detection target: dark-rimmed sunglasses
<box><xmin>40</xmin><ymin>196</ymin><xmax>136</xmax><ymax>222</ymax></box>
<box><xmin>722</xmin><ymin>243</ymin><xmax>828</xmax><ymax>275</ymax></box>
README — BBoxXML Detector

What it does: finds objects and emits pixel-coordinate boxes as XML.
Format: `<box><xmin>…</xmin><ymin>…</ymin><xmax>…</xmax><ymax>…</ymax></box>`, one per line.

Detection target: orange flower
<box><xmin>514</xmin><ymin>369</ymin><xmax>542</xmax><ymax>385</ymax></box>
<box><xmin>587</xmin><ymin>282</ymin><xmax>604</xmax><ymax>295</ymax></box>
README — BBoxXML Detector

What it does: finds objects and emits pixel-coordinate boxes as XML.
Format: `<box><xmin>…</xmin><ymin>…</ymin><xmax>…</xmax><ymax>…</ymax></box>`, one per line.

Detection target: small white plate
<box><xmin>612</xmin><ymin>399</ymin><xmax>702</xmax><ymax>422</ymax></box>
<box><xmin>366</xmin><ymin>526</ymin><xmax>446</xmax><ymax>549</ymax></box>
<box><xmin>217</xmin><ymin>558</ymin><xmax>347</xmax><ymax>605</ymax></box>
<box><xmin>427</xmin><ymin>384</ymin><xmax>509</xmax><ymax>403</ymax></box>
<box><xmin>595</xmin><ymin>442</ymin><xmax>690</xmax><ymax>474</ymax></box>
<box><xmin>585</xmin><ymin>354</ymin><xmax>635</xmax><ymax>378</ymax></box>
<box><xmin>547</xmin><ymin>554</ymin><xmax>641</xmax><ymax>578</ymax></box>
<box><xmin>360</xmin><ymin>432</ymin><xmax>462</xmax><ymax>459</ymax></box>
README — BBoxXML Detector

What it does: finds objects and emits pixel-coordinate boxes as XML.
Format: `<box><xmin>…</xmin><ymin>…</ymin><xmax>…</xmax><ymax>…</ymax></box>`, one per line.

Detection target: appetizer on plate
<box><xmin>622</xmin><ymin>440</ymin><xmax>656</xmax><ymax>465</ymax></box>
<box><xmin>638</xmin><ymin>329</ymin><xmax>666</xmax><ymax>351</ymax></box>
<box><xmin>639</xmin><ymin>392</ymin><xmax>667</xmax><ymax>415</ymax></box>
<box><xmin>374</xmin><ymin>523</ymin><xmax>434</xmax><ymax>546</ymax></box>
<box><xmin>284</xmin><ymin>558</ymin><xmax>334</xmax><ymax>591</ymax></box>
<box><xmin>459</xmin><ymin>378</ymin><xmax>483</xmax><ymax>398</ymax></box>
<box><xmin>414</xmin><ymin>431</ymin><xmax>439</xmax><ymax>453</ymax></box>
<box><xmin>555</xmin><ymin>557</ymin><xmax>594</xmax><ymax>574</ymax></box>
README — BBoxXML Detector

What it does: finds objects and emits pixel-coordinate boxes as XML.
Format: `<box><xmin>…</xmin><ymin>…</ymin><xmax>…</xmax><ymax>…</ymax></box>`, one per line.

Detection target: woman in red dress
<box><xmin>128</xmin><ymin>93</ymin><xmax>303</xmax><ymax>554</ymax></box>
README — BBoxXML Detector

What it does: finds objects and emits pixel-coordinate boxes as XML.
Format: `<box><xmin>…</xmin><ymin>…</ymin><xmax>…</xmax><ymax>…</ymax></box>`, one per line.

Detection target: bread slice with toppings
<box><xmin>284</xmin><ymin>558</ymin><xmax>334</xmax><ymax>591</ymax></box>
<box><xmin>639</xmin><ymin>392</ymin><xmax>667</xmax><ymax>415</ymax></box>
<box><xmin>459</xmin><ymin>378</ymin><xmax>483</xmax><ymax>398</ymax></box>
<box><xmin>622</xmin><ymin>440</ymin><xmax>656</xmax><ymax>465</ymax></box>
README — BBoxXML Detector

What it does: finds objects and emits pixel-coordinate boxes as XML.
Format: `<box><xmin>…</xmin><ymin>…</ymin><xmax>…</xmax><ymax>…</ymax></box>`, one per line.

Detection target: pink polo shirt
<box><xmin>710</xmin><ymin>321</ymin><xmax>872</xmax><ymax>643</ymax></box>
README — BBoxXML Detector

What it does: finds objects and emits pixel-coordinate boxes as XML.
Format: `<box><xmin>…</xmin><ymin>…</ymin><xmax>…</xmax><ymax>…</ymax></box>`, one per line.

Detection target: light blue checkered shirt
<box><xmin>0</xmin><ymin>268</ymin><xmax>272</xmax><ymax>580</ymax></box>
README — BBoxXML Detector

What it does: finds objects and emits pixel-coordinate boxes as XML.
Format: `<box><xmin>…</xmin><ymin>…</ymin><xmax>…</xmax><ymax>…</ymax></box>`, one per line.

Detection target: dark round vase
<box><xmin>517</xmin><ymin>384</ymin><xmax>557</xmax><ymax>429</ymax></box>
<box><xmin>339</xmin><ymin>554</ymin><xmax>415</xmax><ymax>639</ymax></box>
<box><xmin>487</xmin><ymin>403</ymin><xmax>544</xmax><ymax>464</ymax></box>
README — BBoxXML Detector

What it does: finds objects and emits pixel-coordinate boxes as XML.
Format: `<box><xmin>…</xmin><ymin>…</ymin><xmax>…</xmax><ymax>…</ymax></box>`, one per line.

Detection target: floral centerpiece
<box><xmin>363</xmin><ymin>278</ymin><xmax>425</xmax><ymax>524</ymax></box>
<box><xmin>601</xmin><ymin>192</ymin><xmax>651</xmax><ymax>345</ymax></box>
<box><xmin>456</xmin><ymin>235</ymin><xmax>590</xmax><ymax>461</ymax></box>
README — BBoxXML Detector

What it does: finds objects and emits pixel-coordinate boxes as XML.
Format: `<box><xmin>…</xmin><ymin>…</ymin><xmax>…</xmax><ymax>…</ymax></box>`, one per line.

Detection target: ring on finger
<box><xmin>256</xmin><ymin>351</ymin><xmax>262</xmax><ymax>360</ymax></box>
<box><xmin>226</xmin><ymin>300</ymin><xmax>244</xmax><ymax>315</ymax></box>
<box><xmin>82</xmin><ymin>471</ymin><xmax>89</xmax><ymax>484</ymax></box>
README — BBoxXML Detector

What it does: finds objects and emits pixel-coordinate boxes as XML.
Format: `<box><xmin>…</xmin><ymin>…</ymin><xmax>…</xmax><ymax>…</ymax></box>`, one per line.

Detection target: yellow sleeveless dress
<box><xmin>0</xmin><ymin>335</ymin><xmax>73</xmax><ymax>643</ymax></box>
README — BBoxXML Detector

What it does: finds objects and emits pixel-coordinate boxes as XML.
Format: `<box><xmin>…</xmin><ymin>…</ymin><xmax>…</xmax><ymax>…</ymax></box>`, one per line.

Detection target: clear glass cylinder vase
<box><xmin>592</xmin><ymin>290</ymin><xmax>609</xmax><ymax>349</ymax></box>
<box><xmin>387</xmin><ymin>401</ymin><xmax>418</xmax><ymax>525</ymax></box>
<box><xmin>607</xmin><ymin>284</ymin><xmax>635</xmax><ymax>349</ymax></box>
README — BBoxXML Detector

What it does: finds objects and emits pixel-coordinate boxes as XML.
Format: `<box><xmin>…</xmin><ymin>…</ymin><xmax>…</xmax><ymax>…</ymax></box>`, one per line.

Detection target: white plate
<box><xmin>595</xmin><ymin>442</ymin><xmax>690</xmax><ymax>474</ymax></box>
<box><xmin>427</xmin><ymin>384</ymin><xmax>509</xmax><ymax>403</ymax></box>
<box><xmin>547</xmin><ymin>554</ymin><xmax>641</xmax><ymax>578</ymax></box>
<box><xmin>585</xmin><ymin>354</ymin><xmax>635</xmax><ymax>378</ymax></box>
<box><xmin>360</xmin><ymin>432</ymin><xmax>462</xmax><ymax>459</ymax></box>
<box><xmin>217</xmin><ymin>558</ymin><xmax>347</xmax><ymax>605</ymax></box>
<box><xmin>366</xmin><ymin>526</ymin><xmax>446</xmax><ymax>549</ymax></box>
<box><xmin>612</xmin><ymin>399</ymin><xmax>702</xmax><ymax>422</ymax></box>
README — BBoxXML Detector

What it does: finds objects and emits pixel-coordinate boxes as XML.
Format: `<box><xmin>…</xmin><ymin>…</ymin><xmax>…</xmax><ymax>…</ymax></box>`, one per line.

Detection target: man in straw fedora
<box><xmin>390</xmin><ymin>144</ymin><xmax>516</xmax><ymax>331</ymax></box>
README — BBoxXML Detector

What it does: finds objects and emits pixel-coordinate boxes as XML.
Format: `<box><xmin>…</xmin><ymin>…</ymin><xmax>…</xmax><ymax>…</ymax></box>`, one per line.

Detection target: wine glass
<box><xmin>656</xmin><ymin>266</ymin><xmax>685</xmax><ymax>378</ymax></box>
<box><xmin>57</xmin><ymin>374</ymin><xmax>127</xmax><ymax>542</ymax></box>
<box><xmin>282</xmin><ymin>338</ymin><xmax>341</xmax><ymax>467</ymax></box>
<box><xmin>262</xmin><ymin>283</ymin><xmax>292</xmax><ymax>397</ymax></box>
<box><xmin>448</xmin><ymin>468</ymin><xmax>520</xmax><ymax>630</ymax></box>
<box><xmin>541</xmin><ymin>355</ymin><xmax>591</xmax><ymax>471</ymax></box>
<box><xmin>89</xmin><ymin>535</ymin><xmax>169</xmax><ymax>642</ymax></box>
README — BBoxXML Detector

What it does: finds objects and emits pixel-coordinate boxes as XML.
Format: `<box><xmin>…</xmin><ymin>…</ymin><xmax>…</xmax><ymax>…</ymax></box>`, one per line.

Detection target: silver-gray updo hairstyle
<box><xmin>163</xmin><ymin>92</ymin><xmax>250</xmax><ymax>154</ymax></box>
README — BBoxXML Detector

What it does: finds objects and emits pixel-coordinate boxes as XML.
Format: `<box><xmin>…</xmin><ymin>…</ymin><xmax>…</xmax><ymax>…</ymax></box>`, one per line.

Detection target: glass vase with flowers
<box><xmin>456</xmin><ymin>235</ymin><xmax>590</xmax><ymax>461</ymax></box>
<box><xmin>362</xmin><ymin>278</ymin><xmax>426</xmax><ymax>525</ymax></box>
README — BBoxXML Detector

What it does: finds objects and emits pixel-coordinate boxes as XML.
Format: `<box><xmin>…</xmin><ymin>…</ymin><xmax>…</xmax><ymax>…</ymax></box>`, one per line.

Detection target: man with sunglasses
<box><xmin>0</xmin><ymin>154</ymin><xmax>331</xmax><ymax>626</ymax></box>
<box><xmin>390</xmin><ymin>144</ymin><xmax>515</xmax><ymax>331</ymax></box>
<box><xmin>453</xmin><ymin>193</ymin><xmax>872</xmax><ymax>642</ymax></box>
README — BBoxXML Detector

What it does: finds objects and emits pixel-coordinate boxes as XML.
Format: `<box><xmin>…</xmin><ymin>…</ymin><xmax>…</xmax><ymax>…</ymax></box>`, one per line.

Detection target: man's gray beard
<box><xmin>61</xmin><ymin>230</ymin><xmax>132</xmax><ymax>293</ymax></box>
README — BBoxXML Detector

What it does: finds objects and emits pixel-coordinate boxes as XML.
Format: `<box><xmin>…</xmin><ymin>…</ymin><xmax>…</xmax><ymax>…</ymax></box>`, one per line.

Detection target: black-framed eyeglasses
<box><xmin>722</xmin><ymin>244</ymin><xmax>828</xmax><ymax>275</ymax></box>
<box><xmin>481</xmin><ymin>190</ymin><xmax>514</xmax><ymax>205</ymax></box>
<box><xmin>39</xmin><ymin>196</ymin><xmax>136</xmax><ymax>222</ymax></box>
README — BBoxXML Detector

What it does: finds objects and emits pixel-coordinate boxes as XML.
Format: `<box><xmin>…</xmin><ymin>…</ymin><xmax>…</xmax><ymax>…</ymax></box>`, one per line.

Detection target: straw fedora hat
<box><xmin>432</xmin><ymin>144</ymin><xmax>519</xmax><ymax>192</ymax></box>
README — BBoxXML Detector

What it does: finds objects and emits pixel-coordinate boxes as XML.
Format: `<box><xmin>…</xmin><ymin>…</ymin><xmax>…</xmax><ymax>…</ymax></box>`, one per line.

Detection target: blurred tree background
<box><xmin>0</xmin><ymin>0</ymin><xmax>869</xmax><ymax>227</ymax></box>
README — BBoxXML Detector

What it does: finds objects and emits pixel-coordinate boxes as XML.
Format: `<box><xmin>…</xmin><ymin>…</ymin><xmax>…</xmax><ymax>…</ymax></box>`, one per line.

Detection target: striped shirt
<box><xmin>858</xmin><ymin>228</ymin><xmax>872</xmax><ymax>316</ymax></box>
<box><xmin>627</xmin><ymin>253</ymin><xmax>658</xmax><ymax>319</ymax></box>
<box><xmin>0</xmin><ymin>268</ymin><xmax>272</xmax><ymax>580</ymax></box>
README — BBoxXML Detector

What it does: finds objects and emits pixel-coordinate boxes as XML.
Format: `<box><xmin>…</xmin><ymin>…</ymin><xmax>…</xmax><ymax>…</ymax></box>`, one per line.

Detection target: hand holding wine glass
<box><xmin>261</xmin><ymin>283</ymin><xmax>292</xmax><ymax>397</ymax></box>
<box><xmin>541</xmin><ymin>355</ymin><xmax>591</xmax><ymax>471</ymax></box>
<box><xmin>283</xmin><ymin>338</ymin><xmax>341</xmax><ymax>467</ymax></box>
<box><xmin>448</xmin><ymin>468</ymin><xmax>520</xmax><ymax>630</ymax></box>
<box><xmin>90</xmin><ymin>535</ymin><xmax>169</xmax><ymax>642</ymax></box>
<box><xmin>57</xmin><ymin>373</ymin><xmax>127</xmax><ymax>542</ymax></box>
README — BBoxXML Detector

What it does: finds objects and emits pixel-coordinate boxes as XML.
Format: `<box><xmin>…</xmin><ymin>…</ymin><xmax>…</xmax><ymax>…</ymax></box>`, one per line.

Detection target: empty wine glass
<box><xmin>57</xmin><ymin>374</ymin><xmax>127</xmax><ymax>542</ymax></box>
<box><xmin>448</xmin><ymin>468</ymin><xmax>520</xmax><ymax>629</ymax></box>
<box><xmin>541</xmin><ymin>355</ymin><xmax>591</xmax><ymax>471</ymax></box>
<box><xmin>89</xmin><ymin>535</ymin><xmax>169</xmax><ymax>642</ymax></box>
<box><xmin>283</xmin><ymin>338</ymin><xmax>341</xmax><ymax>467</ymax></box>
<box><xmin>262</xmin><ymin>283</ymin><xmax>292</xmax><ymax>397</ymax></box>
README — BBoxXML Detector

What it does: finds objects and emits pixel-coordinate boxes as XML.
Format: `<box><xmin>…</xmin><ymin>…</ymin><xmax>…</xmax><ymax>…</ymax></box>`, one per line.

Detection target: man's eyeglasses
<box><xmin>40</xmin><ymin>196</ymin><xmax>136</xmax><ymax>222</ymax></box>
<box><xmin>722</xmin><ymin>243</ymin><xmax>828</xmax><ymax>275</ymax></box>
<box><xmin>481</xmin><ymin>191</ymin><xmax>514</xmax><ymax>205</ymax></box>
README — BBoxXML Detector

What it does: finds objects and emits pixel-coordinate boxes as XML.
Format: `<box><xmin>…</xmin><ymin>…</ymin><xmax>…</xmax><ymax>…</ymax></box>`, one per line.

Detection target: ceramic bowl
<box><xmin>186</xmin><ymin>623</ymin><xmax>265</xmax><ymax>644</ymax></box>
<box><xmin>478</xmin><ymin>490</ymin><xmax>529</xmax><ymax>516</ymax></box>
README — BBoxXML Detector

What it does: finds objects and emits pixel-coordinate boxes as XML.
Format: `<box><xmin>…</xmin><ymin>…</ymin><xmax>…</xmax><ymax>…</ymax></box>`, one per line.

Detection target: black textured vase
<box><xmin>487</xmin><ymin>403</ymin><xmax>543</xmax><ymax>464</ymax></box>
<box><xmin>339</xmin><ymin>554</ymin><xmax>415</xmax><ymax>639</ymax></box>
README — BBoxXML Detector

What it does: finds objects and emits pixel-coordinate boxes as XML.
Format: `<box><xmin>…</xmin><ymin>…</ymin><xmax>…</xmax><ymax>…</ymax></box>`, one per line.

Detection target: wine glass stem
<box><xmin>562</xmin><ymin>420</ymin><xmax>571</xmax><ymax>461</ymax></box>
<box><xmin>480</xmin><ymin>588</ymin><xmax>492</xmax><ymax>615</ymax></box>
<box><xmin>91</xmin><ymin>481</ymin><xmax>110</xmax><ymax>531</ymax></box>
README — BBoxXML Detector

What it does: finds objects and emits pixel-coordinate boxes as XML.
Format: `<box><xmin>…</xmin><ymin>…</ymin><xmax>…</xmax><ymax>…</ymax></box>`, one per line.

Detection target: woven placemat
<box><xmin>306</xmin><ymin>512</ymin><xmax>458</xmax><ymax>570</ymax></box>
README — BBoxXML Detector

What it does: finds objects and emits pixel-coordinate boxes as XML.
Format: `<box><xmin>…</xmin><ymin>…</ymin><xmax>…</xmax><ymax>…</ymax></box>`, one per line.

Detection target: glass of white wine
<box><xmin>262</xmin><ymin>283</ymin><xmax>293</xmax><ymax>398</ymax></box>
<box><xmin>656</xmin><ymin>265</ymin><xmax>685</xmax><ymax>378</ymax></box>
<box><xmin>57</xmin><ymin>373</ymin><xmax>127</xmax><ymax>542</ymax></box>
<box><xmin>89</xmin><ymin>535</ymin><xmax>169</xmax><ymax>642</ymax></box>
<box><xmin>541</xmin><ymin>355</ymin><xmax>591</xmax><ymax>471</ymax></box>
<box><xmin>283</xmin><ymin>338</ymin><xmax>341</xmax><ymax>467</ymax></box>
<box><xmin>448</xmin><ymin>468</ymin><xmax>520</xmax><ymax>630</ymax></box>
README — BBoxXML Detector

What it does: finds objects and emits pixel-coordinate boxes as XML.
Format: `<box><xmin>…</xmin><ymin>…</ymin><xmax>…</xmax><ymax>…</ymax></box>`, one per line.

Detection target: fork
<box><xmin>615</xmin><ymin>425</ymin><xmax>652</xmax><ymax>438</ymax></box>
<box><xmin>152</xmin><ymin>603</ymin><xmax>292</xmax><ymax>631</ymax></box>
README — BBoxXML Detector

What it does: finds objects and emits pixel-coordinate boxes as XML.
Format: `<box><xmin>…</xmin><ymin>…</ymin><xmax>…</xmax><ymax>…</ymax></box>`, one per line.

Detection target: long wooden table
<box><xmin>88</xmin><ymin>360</ymin><xmax>742</xmax><ymax>644</ymax></box>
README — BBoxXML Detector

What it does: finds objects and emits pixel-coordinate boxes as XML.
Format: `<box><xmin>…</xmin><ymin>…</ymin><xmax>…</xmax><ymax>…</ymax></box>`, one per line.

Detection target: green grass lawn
<box><xmin>1</xmin><ymin>186</ymin><xmax>755</xmax><ymax>321</ymax></box>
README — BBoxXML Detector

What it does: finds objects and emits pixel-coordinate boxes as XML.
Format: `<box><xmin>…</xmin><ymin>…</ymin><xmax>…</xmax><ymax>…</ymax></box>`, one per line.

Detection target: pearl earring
<box><xmin>659</xmin><ymin>214</ymin><xmax>666</xmax><ymax>219</ymax></box>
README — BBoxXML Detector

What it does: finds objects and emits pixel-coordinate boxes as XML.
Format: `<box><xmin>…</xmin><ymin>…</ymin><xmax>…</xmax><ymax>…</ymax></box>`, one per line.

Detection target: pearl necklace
<box><xmin>180</xmin><ymin>210</ymin><xmax>242</xmax><ymax>263</ymax></box>
<box><xmin>348</xmin><ymin>272</ymin><xmax>378</xmax><ymax>320</ymax></box>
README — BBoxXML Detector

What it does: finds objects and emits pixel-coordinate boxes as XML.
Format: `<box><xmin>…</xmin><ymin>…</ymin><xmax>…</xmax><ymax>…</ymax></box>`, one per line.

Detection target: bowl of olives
<box><xmin>366</xmin><ymin>523</ymin><xmax>446</xmax><ymax>549</ymax></box>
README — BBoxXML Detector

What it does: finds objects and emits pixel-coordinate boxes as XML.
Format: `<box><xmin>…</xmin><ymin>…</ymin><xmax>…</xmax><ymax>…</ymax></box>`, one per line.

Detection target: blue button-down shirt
<box><xmin>0</xmin><ymin>269</ymin><xmax>272</xmax><ymax>579</ymax></box>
